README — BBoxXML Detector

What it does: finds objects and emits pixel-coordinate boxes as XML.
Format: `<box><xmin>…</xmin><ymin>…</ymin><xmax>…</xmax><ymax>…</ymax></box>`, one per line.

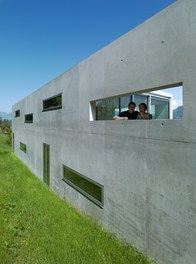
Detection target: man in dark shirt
<box><xmin>113</xmin><ymin>101</ymin><xmax>139</xmax><ymax>120</ymax></box>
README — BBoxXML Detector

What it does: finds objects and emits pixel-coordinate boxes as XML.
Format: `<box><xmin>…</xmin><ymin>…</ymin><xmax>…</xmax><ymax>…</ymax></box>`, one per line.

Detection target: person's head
<box><xmin>139</xmin><ymin>103</ymin><xmax>147</xmax><ymax>113</ymax></box>
<box><xmin>128</xmin><ymin>102</ymin><xmax>136</xmax><ymax>113</ymax></box>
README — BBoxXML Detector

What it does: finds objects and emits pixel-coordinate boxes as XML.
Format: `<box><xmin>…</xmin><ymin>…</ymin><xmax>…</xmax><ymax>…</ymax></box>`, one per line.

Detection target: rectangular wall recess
<box><xmin>43</xmin><ymin>94</ymin><xmax>62</xmax><ymax>111</ymax></box>
<box><xmin>25</xmin><ymin>113</ymin><xmax>33</xmax><ymax>123</ymax></box>
<box><xmin>20</xmin><ymin>142</ymin><xmax>26</xmax><ymax>153</ymax></box>
<box><xmin>63</xmin><ymin>165</ymin><xmax>104</xmax><ymax>207</ymax></box>
<box><xmin>90</xmin><ymin>83</ymin><xmax>183</xmax><ymax>121</ymax></box>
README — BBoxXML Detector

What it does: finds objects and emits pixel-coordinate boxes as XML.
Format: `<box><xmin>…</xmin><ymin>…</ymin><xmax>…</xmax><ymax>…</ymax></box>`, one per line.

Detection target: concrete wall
<box><xmin>12</xmin><ymin>0</ymin><xmax>196</xmax><ymax>263</ymax></box>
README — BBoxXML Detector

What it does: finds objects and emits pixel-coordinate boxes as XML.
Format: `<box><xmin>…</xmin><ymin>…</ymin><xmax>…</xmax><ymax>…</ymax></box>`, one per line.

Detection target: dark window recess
<box><xmin>43</xmin><ymin>143</ymin><xmax>50</xmax><ymax>187</ymax></box>
<box><xmin>15</xmin><ymin>110</ymin><xmax>20</xmax><ymax>117</ymax></box>
<box><xmin>12</xmin><ymin>133</ymin><xmax>14</xmax><ymax>152</ymax></box>
<box><xmin>25</xmin><ymin>113</ymin><xmax>33</xmax><ymax>123</ymax></box>
<box><xmin>63</xmin><ymin>165</ymin><xmax>104</xmax><ymax>207</ymax></box>
<box><xmin>43</xmin><ymin>94</ymin><xmax>62</xmax><ymax>111</ymax></box>
<box><xmin>20</xmin><ymin>142</ymin><xmax>26</xmax><ymax>153</ymax></box>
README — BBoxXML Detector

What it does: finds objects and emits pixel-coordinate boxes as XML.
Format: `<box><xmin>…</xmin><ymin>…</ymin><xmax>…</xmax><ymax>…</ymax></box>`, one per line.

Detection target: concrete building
<box><xmin>12</xmin><ymin>0</ymin><xmax>196</xmax><ymax>263</ymax></box>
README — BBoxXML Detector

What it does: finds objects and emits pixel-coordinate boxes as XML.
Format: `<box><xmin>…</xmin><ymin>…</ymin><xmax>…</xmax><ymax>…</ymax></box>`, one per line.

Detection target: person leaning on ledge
<box><xmin>137</xmin><ymin>103</ymin><xmax>152</xmax><ymax>120</ymax></box>
<box><xmin>113</xmin><ymin>101</ymin><xmax>139</xmax><ymax>120</ymax></box>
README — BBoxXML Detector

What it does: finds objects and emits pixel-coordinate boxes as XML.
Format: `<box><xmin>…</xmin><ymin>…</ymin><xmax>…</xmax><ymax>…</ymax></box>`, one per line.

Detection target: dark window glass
<box><xmin>15</xmin><ymin>110</ymin><xmax>20</xmax><ymax>117</ymax></box>
<box><xmin>43</xmin><ymin>143</ymin><xmax>50</xmax><ymax>186</ymax></box>
<box><xmin>43</xmin><ymin>94</ymin><xmax>62</xmax><ymax>111</ymax></box>
<box><xmin>120</xmin><ymin>95</ymin><xmax>132</xmax><ymax>112</ymax></box>
<box><xmin>63</xmin><ymin>165</ymin><xmax>104</xmax><ymax>207</ymax></box>
<box><xmin>20</xmin><ymin>142</ymin><xmax>26</xmax><ymax>153</ymax></box>
<box><xmin>96</xmin><ymin>98</ymin><xmax>119</xmax><ymax>120</ymax></box>
<box><xmin>12</xmin><ymin>133</ymin><xmax>14</xmax><ymax>152</ymax></box>
<box><xmin>25</xmin><ymin>113</ymin><xmax>33</xmax><ymax>123</ymax></box>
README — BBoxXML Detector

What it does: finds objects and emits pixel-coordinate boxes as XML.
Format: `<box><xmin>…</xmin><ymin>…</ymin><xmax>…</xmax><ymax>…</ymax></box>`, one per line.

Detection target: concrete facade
<box><xmin>12</xmin><ymin>0</ymin><xmax>196</xmax><ymax>263</ymax></box>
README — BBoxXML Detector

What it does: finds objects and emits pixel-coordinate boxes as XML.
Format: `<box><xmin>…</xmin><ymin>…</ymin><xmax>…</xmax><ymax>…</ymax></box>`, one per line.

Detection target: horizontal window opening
<box><xmin>63</xmin><ymin>165</ymin><xmax>104</xmax><ymax>208</ymax></box>
<box><xmin>20</xmin><ymin>142</ymin><xmax>26</xmax><ymax>153</ymax></box>
<box><xmin>90</xmin><ymin>83</ymin><xmax>183</xmax><ymax>121</ymax></box>
<box><xmin>43</xmin><ymin>93</ymin><xmax>62</xmax><ymax>112</ymax></box>
<box><xmin>15</xmin><ymin>110</ymin><xmax>20</xmax><ymax>117</ymax></box>
<box><xmin>25</xmin><ymin>113</ymin><xmax>33</xmax><ymax>123</ymax></box>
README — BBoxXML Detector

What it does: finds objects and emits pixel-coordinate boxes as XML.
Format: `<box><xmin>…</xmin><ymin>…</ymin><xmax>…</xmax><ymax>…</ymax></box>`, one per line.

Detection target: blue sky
<box><xmin>0</xmin><ymin>0</ymin><xmax>176</xmax><ymax>113</ymax></box>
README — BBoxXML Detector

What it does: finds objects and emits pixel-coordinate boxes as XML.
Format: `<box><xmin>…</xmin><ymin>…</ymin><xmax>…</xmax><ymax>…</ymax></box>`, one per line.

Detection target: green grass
<box><xmin>0</xmin><ymin>134</ymin><xmax>155</xmax><ymax>264</ymax></box>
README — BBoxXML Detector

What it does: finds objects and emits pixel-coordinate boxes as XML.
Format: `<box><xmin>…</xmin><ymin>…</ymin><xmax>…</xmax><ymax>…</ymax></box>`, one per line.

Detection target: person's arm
<box><xmin>113</xmin><ymin>116</ymin><xmax>128</xmax><ymax>120</ymax></box>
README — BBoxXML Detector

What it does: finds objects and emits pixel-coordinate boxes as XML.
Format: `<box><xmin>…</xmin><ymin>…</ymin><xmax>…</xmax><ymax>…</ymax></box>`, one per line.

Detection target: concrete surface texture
<box><xmin>12</xmin><ymin>0</ymin><xmax>196</xmax><ymax>263</ymax></box>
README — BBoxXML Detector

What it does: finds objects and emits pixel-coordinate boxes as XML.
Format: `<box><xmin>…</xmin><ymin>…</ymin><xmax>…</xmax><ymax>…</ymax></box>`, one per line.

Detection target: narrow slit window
<box><xmin>43</xmin><ymin>94</ymin><xmax>62</xmax><ymax>111</ymax></box>
<box><xmin>63</xmin><ymin>165</ymin><xmax>104</xmax><ymax>207</ymax></box>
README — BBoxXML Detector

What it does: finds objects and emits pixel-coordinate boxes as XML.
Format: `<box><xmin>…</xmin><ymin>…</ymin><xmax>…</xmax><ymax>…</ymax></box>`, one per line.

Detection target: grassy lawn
<box><xmin>0</xmin><ymin>133</ymin><xmax>155</xmax><ymax>264</ymax></box>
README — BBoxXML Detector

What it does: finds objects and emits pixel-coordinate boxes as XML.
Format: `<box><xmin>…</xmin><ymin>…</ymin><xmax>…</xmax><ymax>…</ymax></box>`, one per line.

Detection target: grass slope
<box><xmin>0</xmin><ymin>134</ymin><xmax>155</xmax><ymax>264</ymax></box>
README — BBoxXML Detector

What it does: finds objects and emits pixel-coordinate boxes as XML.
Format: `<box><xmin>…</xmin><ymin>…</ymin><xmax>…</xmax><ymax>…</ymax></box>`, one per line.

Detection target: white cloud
<box><xmin>172</xmin><ymin>99</ymin><xmax>182</xmax><ymax>110</ymax></box>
